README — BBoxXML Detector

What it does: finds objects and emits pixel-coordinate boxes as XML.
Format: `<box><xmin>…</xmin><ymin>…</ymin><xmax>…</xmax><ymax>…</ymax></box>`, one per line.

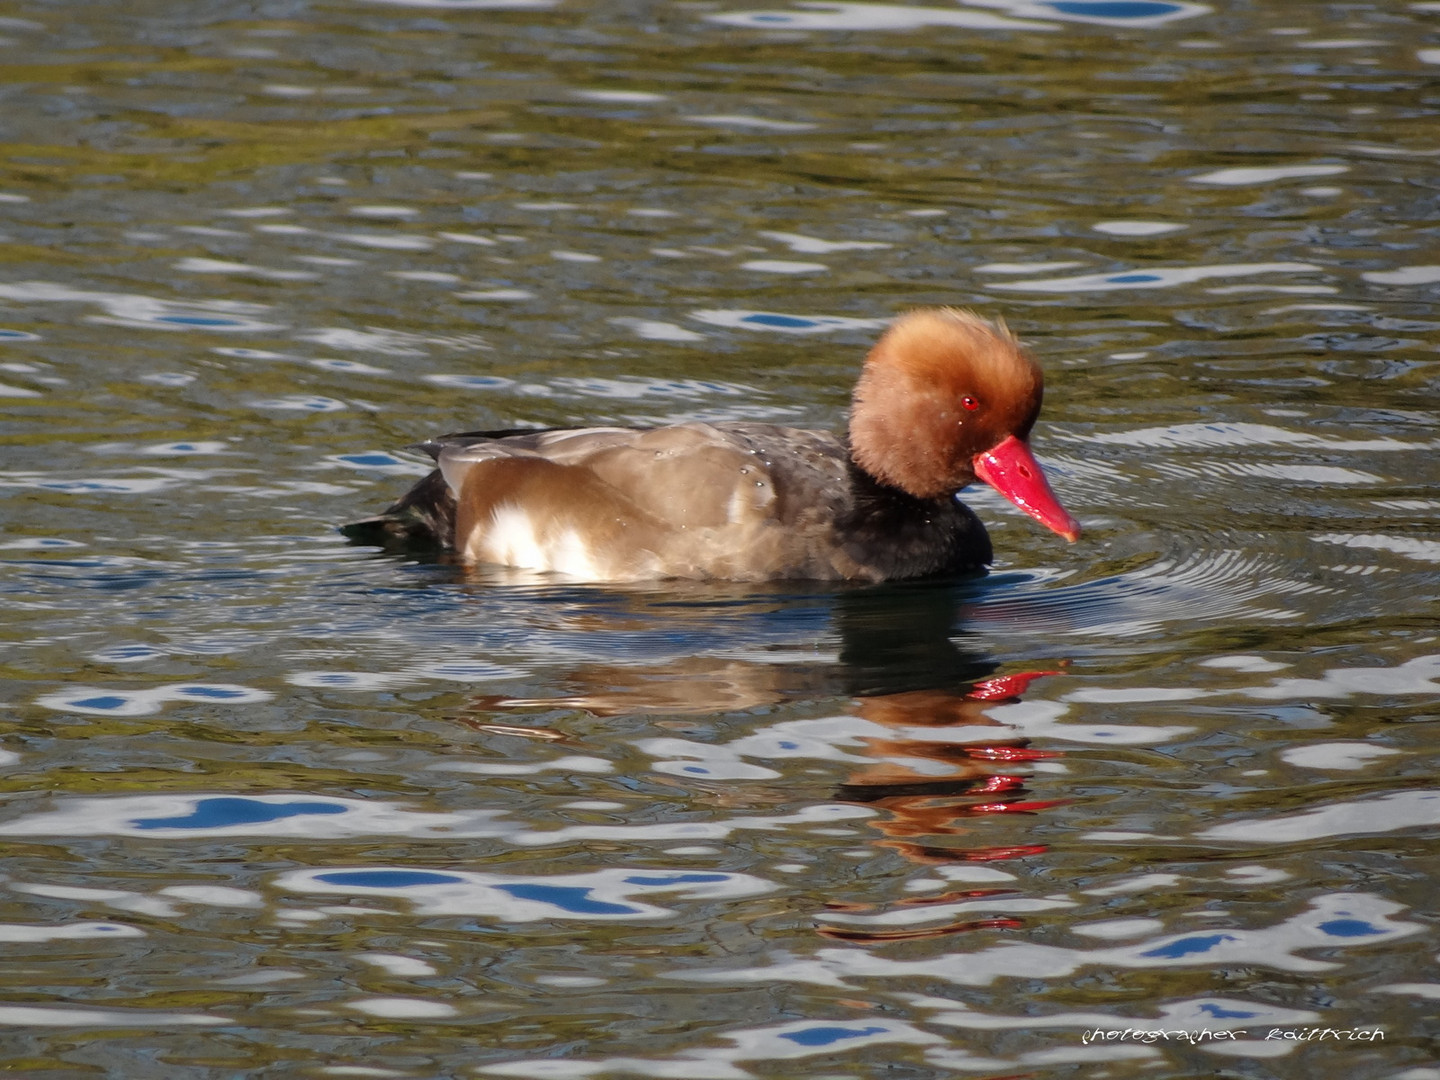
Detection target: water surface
<box><xmin>2</xmin><ymin>0</ymin><xmax>1438</xmax><ymax>1076</ymax></box>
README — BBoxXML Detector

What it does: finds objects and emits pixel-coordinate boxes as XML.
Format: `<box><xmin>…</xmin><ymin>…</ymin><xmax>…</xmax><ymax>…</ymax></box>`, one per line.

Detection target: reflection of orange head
<box><xmin>855</xmin><ymin>687</ymin><xmax>1002</xmax><ymax>729</ymax></box>
<box><xmin>874</xmin><ymin>841</ymin><xmax>1050</xmax><ymax>866</ymax></box>
<box><xmin>851</xmin><ymin>777</ymin><xmax>1065</xmax><ymax>838</ymax></box>
<box><xmin>817</xmin><ymin>916</ymin><xmax>1026</xmax><ymax>943</ymax></box>
<box><xmin>833</xmin><ymin>672</ymin><xmax>1068</xmax><ymax>867</ymax></box>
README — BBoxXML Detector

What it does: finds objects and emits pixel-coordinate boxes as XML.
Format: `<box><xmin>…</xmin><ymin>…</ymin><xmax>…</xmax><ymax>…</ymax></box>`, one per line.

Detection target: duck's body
<box><xmin>361</xmin><ymin>420</ymin><xmax>996</xmax><ymax>581</ymax></box>
<box><xmin>346</xmin><ymin>309</ymin><xmax>1080</xmax><ymax>582</ymax></box>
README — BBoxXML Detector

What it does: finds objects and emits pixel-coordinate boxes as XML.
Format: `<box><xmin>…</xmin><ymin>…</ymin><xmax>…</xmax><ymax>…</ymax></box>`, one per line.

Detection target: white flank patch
<box><xmin>550</xmin><ymin>528</ymin><xmax>602</xmax><ymax>579</ymax></box>
<box><xmin>485</xmin><ymin>505</ymin><xmax>544</xmax><ymax>569</ymax></box>
<box><xmin>484</xmin><ymin>506</ymin><xmax>600</xmax><ymax>579</ymax></box>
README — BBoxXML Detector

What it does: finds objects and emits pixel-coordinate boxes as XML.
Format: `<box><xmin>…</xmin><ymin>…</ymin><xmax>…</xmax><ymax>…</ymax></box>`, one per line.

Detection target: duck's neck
<box><xmin>837</xmin><ymin>457</ymin><xmax>993</xmax><ymax>579</ymax></box>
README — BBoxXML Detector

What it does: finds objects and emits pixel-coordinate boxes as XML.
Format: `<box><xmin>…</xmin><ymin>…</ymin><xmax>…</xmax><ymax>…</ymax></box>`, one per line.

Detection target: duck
<box><xmin>343</xmin><ymin>308</ymin><xmax>1080</xmax><ymax>582</ymax></box>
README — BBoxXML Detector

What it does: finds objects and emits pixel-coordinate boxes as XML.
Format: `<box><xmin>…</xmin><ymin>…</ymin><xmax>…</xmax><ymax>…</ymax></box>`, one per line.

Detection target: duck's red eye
<box><xmin>962</xmin><ymin>396</ymin><xmax>979</xmax><ymax>411</ymax></box>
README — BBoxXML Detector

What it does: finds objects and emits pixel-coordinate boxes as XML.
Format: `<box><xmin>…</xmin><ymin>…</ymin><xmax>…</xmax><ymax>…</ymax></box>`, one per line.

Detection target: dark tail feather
<box><xmin>340</xmin><ymin>469</ymin><xmax>456</xmax><ymax>551</ymax></box>
<box><xmin>340</xmin><ymin>429</ymin><xmax>562</xmax><ymax>552</ymax></box>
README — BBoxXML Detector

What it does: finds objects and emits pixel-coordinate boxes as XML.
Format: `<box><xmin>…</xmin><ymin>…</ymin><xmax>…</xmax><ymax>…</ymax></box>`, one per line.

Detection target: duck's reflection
<box><xmin>455</xmin><ymin>580</ymin><xmax>1066</xmax><ymax>877</ymax></box>
<box><xmin>841</xmin><ymin>678</ymin><xmax>1062</xmax><ymax>865</ymax></box>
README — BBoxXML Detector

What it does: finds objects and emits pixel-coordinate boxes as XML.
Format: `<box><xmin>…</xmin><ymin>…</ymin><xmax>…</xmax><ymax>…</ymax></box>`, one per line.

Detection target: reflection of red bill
<box><xmin>971</xmin><ymin>800</ymin><xmax>1068</xmax><ymax>815</ymax></box>
<box><xmin>967</xmin><ymin>670</ymin><xmax>1061</xmax><ymax>702</ymax></box>
<box><xmin>973</xmin><ymin>434</ymin><xmax>1082</xmax><ymax>542</ymax></box>
<box><xmin>965</xmin><ymin>746</ymin><xmax>1063</xmax><ymax>762</ymax></box>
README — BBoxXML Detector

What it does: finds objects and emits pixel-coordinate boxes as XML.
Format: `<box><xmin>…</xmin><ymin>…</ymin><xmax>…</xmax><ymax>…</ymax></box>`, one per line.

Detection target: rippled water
<box><xmin>2</xmin><ymin>0</ymin><xmax>1438</xmax><ymax>1076</ymax></box>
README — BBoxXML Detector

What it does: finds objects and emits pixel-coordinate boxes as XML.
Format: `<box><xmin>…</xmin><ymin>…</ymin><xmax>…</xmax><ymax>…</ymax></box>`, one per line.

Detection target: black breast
<box><xmin>836</xmin><ymin>463</ymin><xmax>993</xmax><ymax>580</ymax></box>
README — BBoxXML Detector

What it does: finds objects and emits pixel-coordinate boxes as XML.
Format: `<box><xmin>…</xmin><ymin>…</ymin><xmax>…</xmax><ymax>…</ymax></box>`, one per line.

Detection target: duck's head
<box><xmin>849</xmin><ymin>307</ymin><xmax>1081</xmax><ymax>542</ymax></box>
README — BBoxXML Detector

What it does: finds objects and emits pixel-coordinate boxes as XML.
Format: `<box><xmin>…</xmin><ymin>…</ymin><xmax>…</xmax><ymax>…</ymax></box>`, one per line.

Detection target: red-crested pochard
<box><xmin>345</xmin><ymin>308</ymin><xmax>1080</xmax><ymax>581</ymax></box>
